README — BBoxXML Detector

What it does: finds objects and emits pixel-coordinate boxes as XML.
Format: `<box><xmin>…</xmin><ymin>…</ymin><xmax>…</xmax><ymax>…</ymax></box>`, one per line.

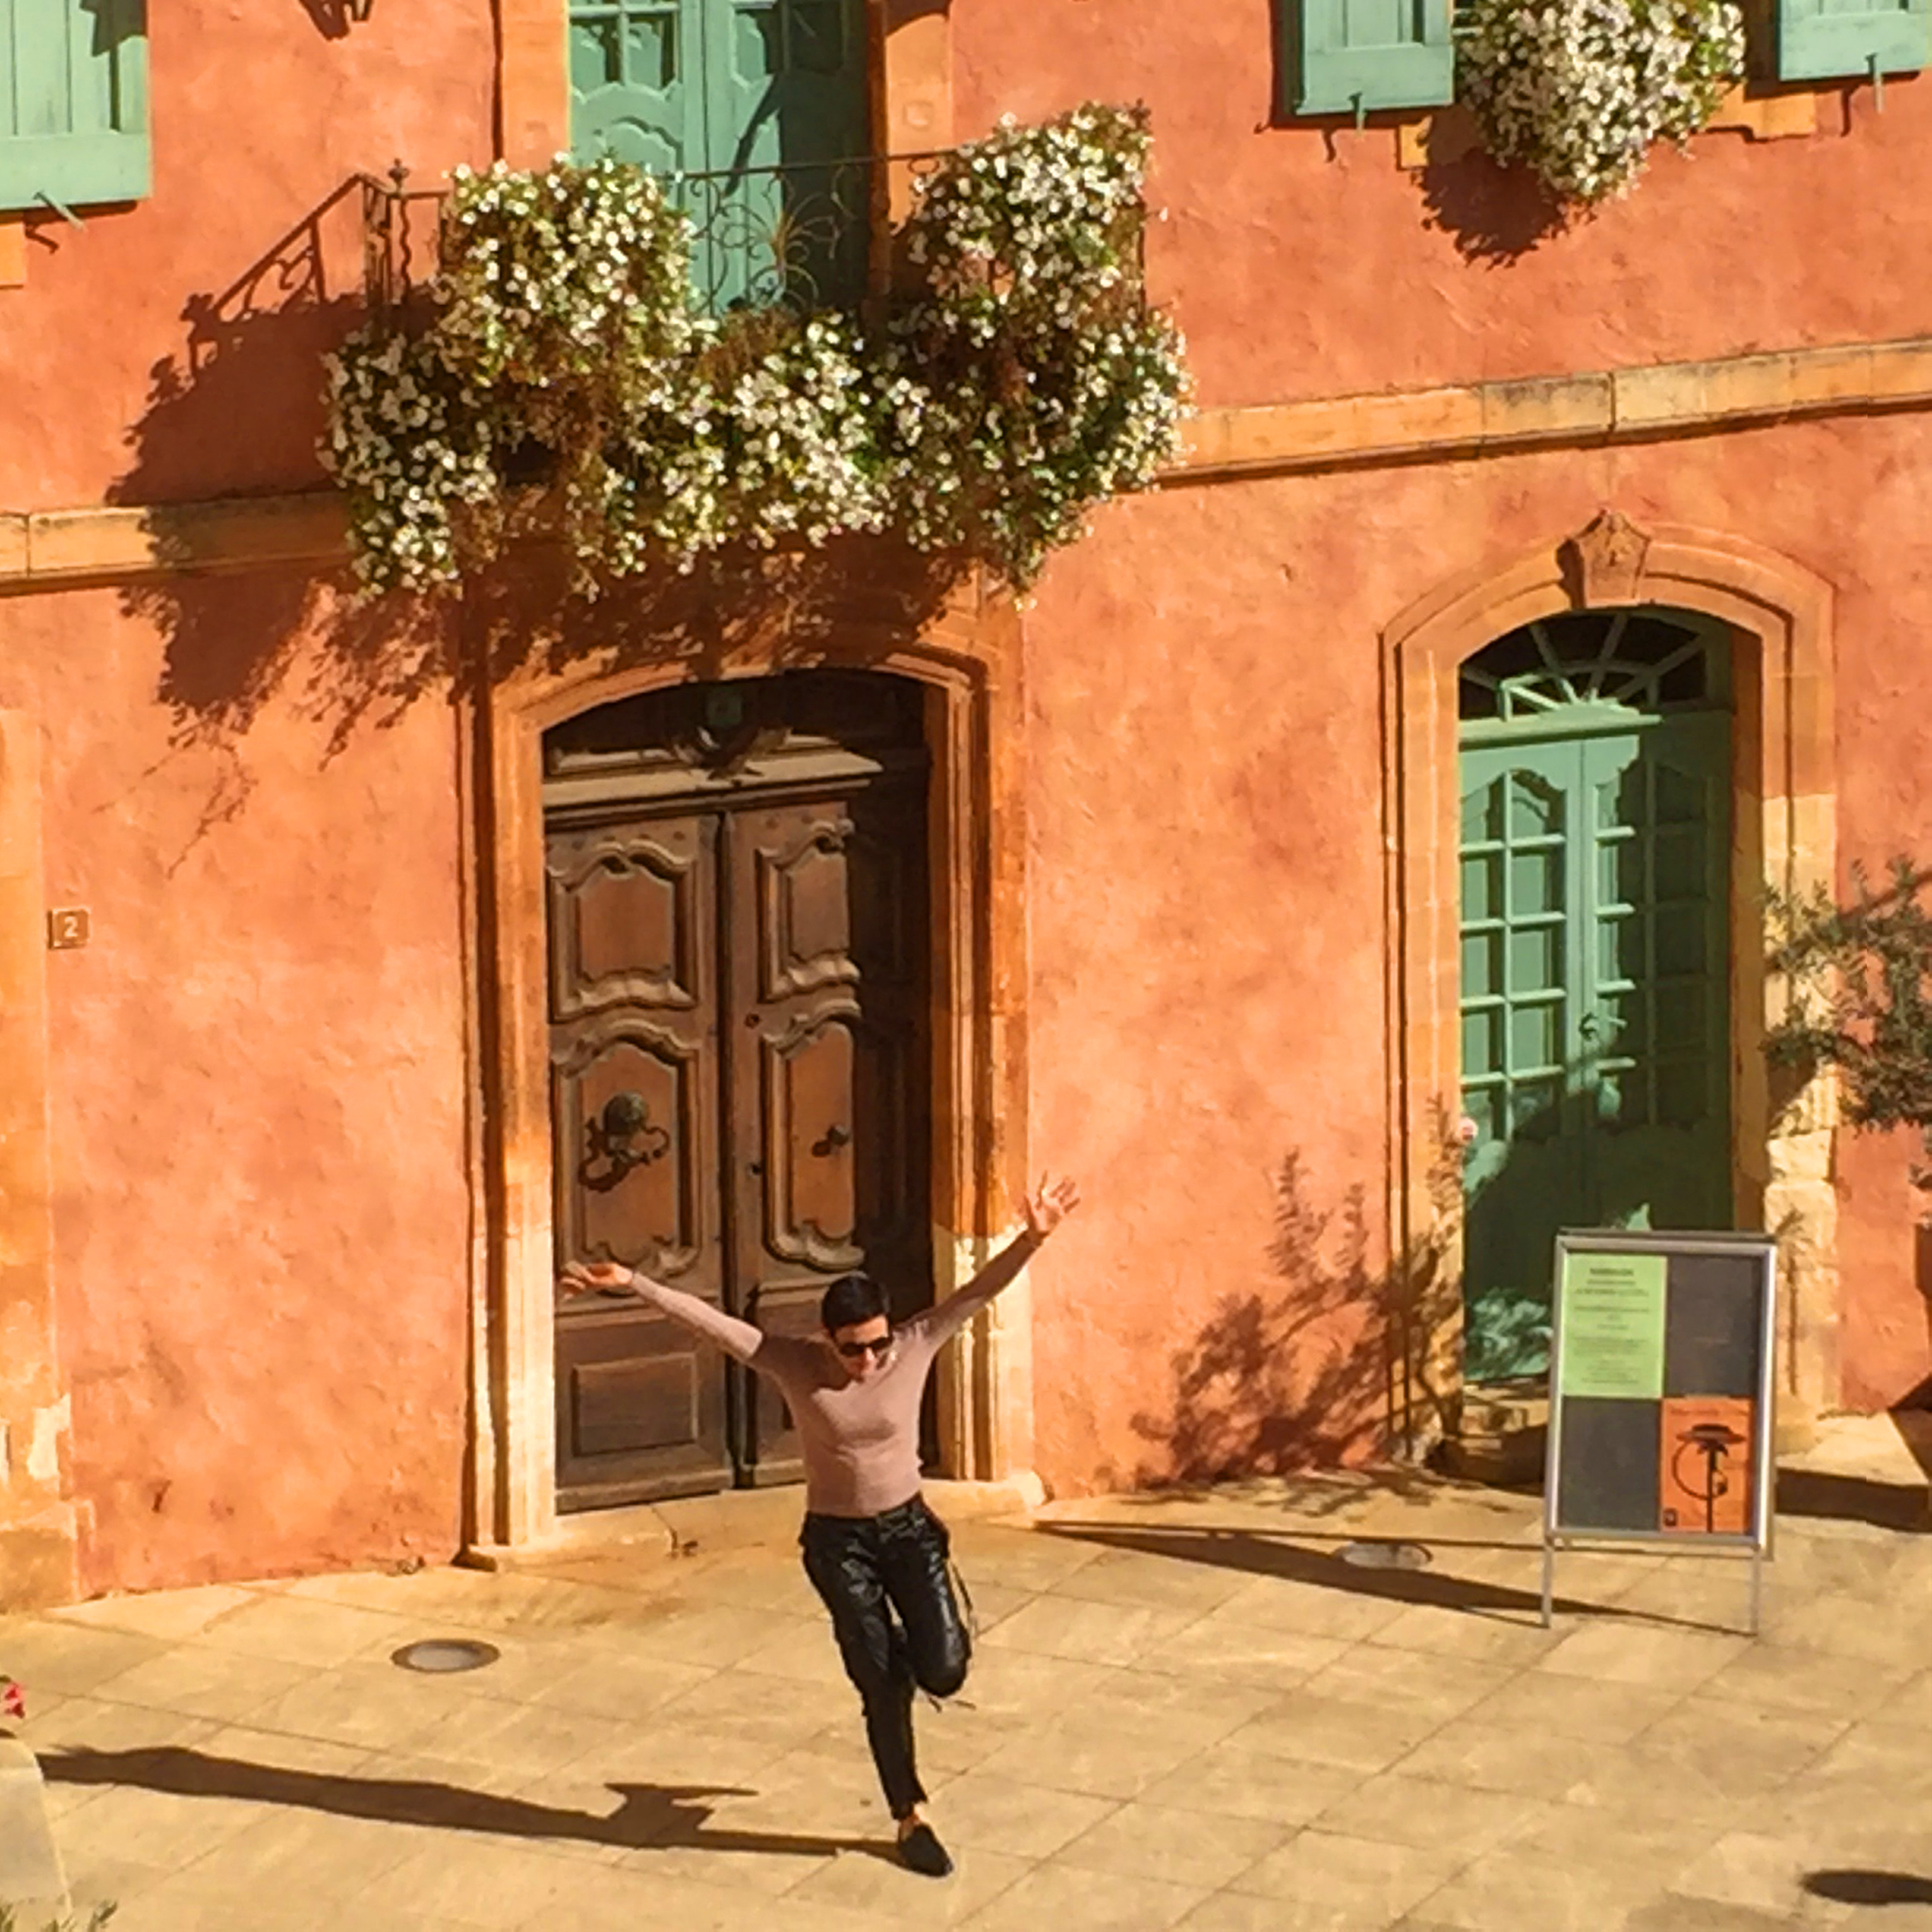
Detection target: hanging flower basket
<box><xmin>321</xmin><ymin>104</ymin><xmax>1190</xmax><ymax>599</ymax></box>
<box><xmin>1457</xmin><ymin>0</ymin><xmax>1745</xmax><ymax>206</ymax></box>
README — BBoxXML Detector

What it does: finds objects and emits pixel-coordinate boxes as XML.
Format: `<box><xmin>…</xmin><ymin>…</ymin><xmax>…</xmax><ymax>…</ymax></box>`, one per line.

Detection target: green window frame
<box><xmin>568</xmin><ymin>0</ymin><xmax>868</xmax><ymax>177</ymax></box>
<box><xmin>569</xmin><ymin>0</ymin><xmax>870</xmax><ymax>309</ymax></box>
<box><xmin>1285</xmin><ymin>0</ymin><xmax>1454</xmax><ymax>117</ymax></box>
<box><xmin>1775</xmin><ymin>0</ymin><xmax>1931</xmax><ymax>80</ymax></box>
<box><xmin>0</xmin><ymin>0</ymin><xmax>150</xmax><ymax>215</ymax></box>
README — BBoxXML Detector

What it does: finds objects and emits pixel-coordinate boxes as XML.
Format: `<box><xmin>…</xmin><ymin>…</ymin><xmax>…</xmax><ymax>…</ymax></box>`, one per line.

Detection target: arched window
<box><xmin>1460</xmin><ymin>609</ymin><xmax>1728</xmax><ymax>729</ymax></box>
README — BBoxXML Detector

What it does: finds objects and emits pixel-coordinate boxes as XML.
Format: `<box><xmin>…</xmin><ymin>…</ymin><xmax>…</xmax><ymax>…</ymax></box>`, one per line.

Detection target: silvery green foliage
<box><xmin>1458</xmin><ymin>0</ymin><xmax>1744</xmax><ymax>205</ymax></box>
<box><xmin>320</xmin><ymin>105</ymin><xmax>1190</xmax><ymax>599</ymax></box>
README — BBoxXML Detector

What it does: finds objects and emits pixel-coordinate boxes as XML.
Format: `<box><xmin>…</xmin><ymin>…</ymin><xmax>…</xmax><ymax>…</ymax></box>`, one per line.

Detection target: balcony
<box><xmin>359</xmin><ymin>150</ymin><xmax>949</xmax><ymax>328</ymax></box>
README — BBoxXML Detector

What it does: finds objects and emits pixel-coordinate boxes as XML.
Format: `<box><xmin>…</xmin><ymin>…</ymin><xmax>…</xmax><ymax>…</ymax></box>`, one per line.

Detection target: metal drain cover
<box><xmin>392</xmin><ymin>1639</ymin><xmax>501</xmax><ymax>1674</ymax></box>
<box><xmin>1336</xmin><ymin>1541</ymin><xmax>1432</xmax><ymax>1571</ymax></box>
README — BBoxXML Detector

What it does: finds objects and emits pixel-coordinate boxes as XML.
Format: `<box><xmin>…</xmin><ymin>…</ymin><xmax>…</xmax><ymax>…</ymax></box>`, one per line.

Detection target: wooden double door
<box><xmin>544</xmin><ymin>675</ymin><xmax>933</xmax><ymax>1510</ymax></box>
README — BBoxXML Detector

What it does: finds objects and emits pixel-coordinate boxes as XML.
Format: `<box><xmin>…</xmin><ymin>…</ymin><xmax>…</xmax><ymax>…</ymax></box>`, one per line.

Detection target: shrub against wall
<box><xmin>1767</xmin><ymin>857</ymin><xmax>1932</xmax><ymax>1191</ymax></box>
<box><xmin>321</xmin><ymin>104</ymin><xmax>1190</xmax><ymax>599</ymax></box>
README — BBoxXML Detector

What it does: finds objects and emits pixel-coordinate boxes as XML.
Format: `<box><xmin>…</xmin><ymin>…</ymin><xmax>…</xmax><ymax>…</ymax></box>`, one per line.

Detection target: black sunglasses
<box><xmin>835</xmin><ymin>1335</ymin><xmax>893</xmax><ymax>1360</ymax></box>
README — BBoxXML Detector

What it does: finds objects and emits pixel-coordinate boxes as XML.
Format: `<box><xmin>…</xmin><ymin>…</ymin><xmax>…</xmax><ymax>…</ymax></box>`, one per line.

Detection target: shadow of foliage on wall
<box><xmin>105</xmin><ymin>181</ymin><xmax>971</xmax><ymax>852</ymax></box>
<box><xmin>1417</xmin><ymin>150</ymin><xmax>1567</xmax><ymax>265</ymax></box>
<box><xmin>1124</xmin><ymin>1109</ymin><xmax>1468</xmax><ymax>1491</ymax></box>
<box><xmin>297</xmin><ymin>0</ymin><xmax>357</xmax><ymax>38</ymax></box>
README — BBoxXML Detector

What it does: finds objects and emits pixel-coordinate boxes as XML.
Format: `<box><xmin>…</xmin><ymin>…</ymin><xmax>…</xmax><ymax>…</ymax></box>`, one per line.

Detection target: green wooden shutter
<box><xmin>0</xmin><ymin>0</ymin><xmax>150</xmax><ymax>213</ymax></box>
<box><xmin>1291</xmin><ymin>0</ymin><xmax>1454</xmax><ymax>114</ymax></box>
<box><xmin>1776</xmin><ymin>0</ymin><xmax>1931</xmax><ymax>79</ymax></box>
<box><xmin>569</xmin><ymin>0</ymin><xmax>707</xmax><ymax>173</ymax></box>
<box><xmin>569</xmin><ymin>0</ymin><xmax>869</xmax><ymax>309</ymax></box>
<box><xmin>701</xmin><ymin>0</ymin><xmax>867</xmax><ymax>307</ymax></box>
<box><xmin>703</xmin><ymin>0</ymin><xmax>866</xmax><ymax>172</ymax></box>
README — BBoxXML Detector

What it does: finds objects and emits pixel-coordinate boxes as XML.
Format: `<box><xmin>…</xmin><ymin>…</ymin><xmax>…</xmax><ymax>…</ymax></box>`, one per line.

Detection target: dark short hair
<box><xmin>820</xmin><ymin>1272</ymin><xmax>888</xmax><ymax>1333</ymax></box>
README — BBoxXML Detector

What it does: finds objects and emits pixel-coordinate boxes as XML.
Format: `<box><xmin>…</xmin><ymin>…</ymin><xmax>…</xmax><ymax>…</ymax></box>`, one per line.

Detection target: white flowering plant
<box><xmin>1457</xmin><ymin>0</ymin><xmax>1744</xmax><ymax>206</ymax></box>
<box><xmin>321</xmin><ymin>104</ymin><xmax>1190</xmax><ymax>599</ymax></box>
<box><xmin>880</xmin><ymin>103</ymin><xmax>1190</xmax><ymax>588</ymax></box>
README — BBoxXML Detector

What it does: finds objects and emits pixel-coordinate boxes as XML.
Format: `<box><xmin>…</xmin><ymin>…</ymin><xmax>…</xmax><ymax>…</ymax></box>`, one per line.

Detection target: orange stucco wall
<box><xmin>0</xmin><ymin>3</ymin><xmax>496</xmax><ymax>511</ymax></box>
<box><xmin>4</xmin><ymin>3</ymin><xmax>1932</xmax><ymax>1589</ymax></box>
<box><xmin>0</xmin><ymin>585</ymin><xmax>472</xmax><ymax>1593</ymax></box>
<box><xmin>953</xmin><ymin>1</ymin><xmax>1932</xmax><ymax>412</ymax></box>
<box><xmin>1024</xmin><ymin>410</ymin><xmax>1932</xmax><ymax>1497</ymax></box>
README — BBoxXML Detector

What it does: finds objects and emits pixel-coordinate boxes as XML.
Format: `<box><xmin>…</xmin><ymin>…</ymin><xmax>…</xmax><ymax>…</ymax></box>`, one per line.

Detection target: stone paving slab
<box><xmin>0</xmin><ymin>1469</ymin><xmax>1928</xmax><ymax>1928</ymax></box>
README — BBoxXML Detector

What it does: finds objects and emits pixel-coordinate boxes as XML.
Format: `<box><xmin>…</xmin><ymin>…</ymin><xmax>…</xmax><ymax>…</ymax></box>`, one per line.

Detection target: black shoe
<box><xmin>897</xmin><ymin>1822</ymin><xmax>953</xmax><ymax>1878</ymax></box>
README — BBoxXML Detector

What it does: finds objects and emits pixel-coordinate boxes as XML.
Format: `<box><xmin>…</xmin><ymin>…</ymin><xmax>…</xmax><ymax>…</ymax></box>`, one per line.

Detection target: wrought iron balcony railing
<box><xmin>361</xmin><ymin>150</ymin><xmax>949</xmax><ymax>328</ymax></box>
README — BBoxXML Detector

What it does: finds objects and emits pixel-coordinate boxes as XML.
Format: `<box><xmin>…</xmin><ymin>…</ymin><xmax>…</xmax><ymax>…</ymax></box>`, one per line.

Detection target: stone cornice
<box><xmin>4</xmin><ymin>332</ymin><xmax>1932</xmax><ymax>593</ymax></box>
<box><xmin>1168</xmin><ymin>335</ymin><xmax>1932</xmax><ymax>484</ymax></box>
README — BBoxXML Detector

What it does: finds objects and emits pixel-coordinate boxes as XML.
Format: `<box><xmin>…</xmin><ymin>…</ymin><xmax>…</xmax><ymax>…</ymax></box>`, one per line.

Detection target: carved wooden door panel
<box><xmin>725</xmin><ymin>773</ymin><xmax>932</xmax><ymax>1485</ymax></box>
<box><xmin>547</xmin><ymin>725</ymin><xmax>931</xmax><ymax>1510</ymax></box>
<box><xmin>547</xmin><ymin>809</ymin><xmax>730</xmax><ymax>1508</ymax></box>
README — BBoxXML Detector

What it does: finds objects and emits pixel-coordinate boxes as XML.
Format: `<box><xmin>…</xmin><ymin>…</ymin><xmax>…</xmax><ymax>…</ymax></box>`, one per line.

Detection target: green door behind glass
<box><xmin>1458</xmin><ymin>612</ymin><xmax>1732</xmax><ymax>1383</ymax></box>
<box><xmin>569</xmin><ymin>0</ymin><xmax>869</xmax><ymax>309</ymax></box>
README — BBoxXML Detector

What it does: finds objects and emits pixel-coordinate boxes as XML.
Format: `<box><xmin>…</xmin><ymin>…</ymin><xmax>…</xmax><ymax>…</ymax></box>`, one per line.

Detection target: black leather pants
<box><xmin>800</xmin><ymin>1494</ymin><xmax>971</xmax><ymax>1819</ymax></box>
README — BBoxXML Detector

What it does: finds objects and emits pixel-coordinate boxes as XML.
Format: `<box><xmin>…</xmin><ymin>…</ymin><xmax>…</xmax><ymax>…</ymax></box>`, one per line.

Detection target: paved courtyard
<box><xmin>4</xmin><ymin>1469</ymin><xmax>1932</xmax><ymax>1931</ymax></box>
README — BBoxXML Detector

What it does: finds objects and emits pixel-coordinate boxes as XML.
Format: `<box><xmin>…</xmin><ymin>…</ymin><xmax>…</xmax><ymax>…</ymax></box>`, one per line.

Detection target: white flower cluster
<box><xmin>881</xmin><ymin>103</ymin><xmax>1191</xmax><ymax>587</ymax></box>
<box><xmin>320</xmin><ymin>106</ymin><xmax>1191</xmax><ymax>598</ymax></box>
<box><xmin>1458</xmin><ymin>0</ymin><xmax>1744</xmax><ymax>205</ymax></box>
<box><xmin>439</xmin><ymin>155</ymin><xmax>698</xmax><ymax>390</ymax></box>
<box><xmin>321</xmin><ymin>328</ymin><xmax>497</xmax><ymax>592</ymax></box>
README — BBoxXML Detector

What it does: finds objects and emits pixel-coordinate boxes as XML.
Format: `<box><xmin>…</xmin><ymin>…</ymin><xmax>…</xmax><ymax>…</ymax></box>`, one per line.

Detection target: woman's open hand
<box><xmin>559</xmin><ymin>1260</ymin><xmax>635</xmax><ymax>1299</ymax></box>
<box><xmin>1022</xmin><ymin>1174</ymin><xmax>1081</xmax><ymax>1241</ymax></box>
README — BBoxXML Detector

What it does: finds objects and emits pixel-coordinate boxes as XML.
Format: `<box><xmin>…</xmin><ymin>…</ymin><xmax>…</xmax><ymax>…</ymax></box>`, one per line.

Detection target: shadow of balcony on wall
<box><xmin>105</xmin><ymin>173</ymin><xmax>966</xmax><ymax>859</ymax></box>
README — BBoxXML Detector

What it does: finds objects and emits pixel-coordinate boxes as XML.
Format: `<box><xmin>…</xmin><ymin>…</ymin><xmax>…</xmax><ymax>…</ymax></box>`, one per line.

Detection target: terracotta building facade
<box><xmin>2</xmin><ymin>0</ymin><xmax>1930</xmax><ymax>1605</ymax></box>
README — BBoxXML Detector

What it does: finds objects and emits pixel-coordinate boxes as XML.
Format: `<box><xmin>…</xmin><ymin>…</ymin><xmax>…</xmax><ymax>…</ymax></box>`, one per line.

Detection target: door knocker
<box><xmin>580</xmin><ymin>1092</ymin><xmax>671</xmax><ymax>1192</ymax></box>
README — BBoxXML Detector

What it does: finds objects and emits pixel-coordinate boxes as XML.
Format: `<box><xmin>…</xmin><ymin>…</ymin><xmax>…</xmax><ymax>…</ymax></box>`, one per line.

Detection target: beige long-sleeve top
<box><xmin>628</xmin><ymin>1237</ymin><xmax>1037</xmax><ymax>1518</ymax></box>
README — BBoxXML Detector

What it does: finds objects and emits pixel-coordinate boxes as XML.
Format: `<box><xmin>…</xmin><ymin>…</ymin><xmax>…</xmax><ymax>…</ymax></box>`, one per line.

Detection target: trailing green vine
<box><xmin>321</xmin><ymin>104</ymin><xmax>1190</xmax><ymax>599</ymax></box>
<box><xmin>1765</xmin><ymin>857</ymin><xmax>1932</xmax><ymax>1191</ymax></box>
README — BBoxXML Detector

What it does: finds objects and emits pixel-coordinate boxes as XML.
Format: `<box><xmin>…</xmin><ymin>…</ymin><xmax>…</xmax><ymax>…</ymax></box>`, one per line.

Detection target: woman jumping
<box><xmin>559</xmin><ymin>1172</ymin><xmax>1080</xmax><ymax>1878</ymax></box>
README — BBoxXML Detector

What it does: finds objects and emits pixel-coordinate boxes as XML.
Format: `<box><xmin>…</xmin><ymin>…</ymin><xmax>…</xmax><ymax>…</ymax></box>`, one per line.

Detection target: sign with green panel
<box><xmin>1556</xmin><ymin>1250</ymin><xmax>1666</xmax><ymax>1399</ymax></box>
<box><xmin>1457</xmin><ymin>611</ymin><xmax>1734</xmax><ymax>1385</ymax></box>
<box><xmin>569</xmin><ymin>0</ymin><xmax>869</xmax><ymax>308</ymax></box>
<box><xmin>1541</xmin><ymin>1229</ymin><xmax>1777</xmax><ymax>1632</ymax></box>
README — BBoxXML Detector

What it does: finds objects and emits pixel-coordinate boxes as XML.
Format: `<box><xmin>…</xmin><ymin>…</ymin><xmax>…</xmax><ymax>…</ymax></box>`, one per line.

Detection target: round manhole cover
<box><xmin>392</xmin><ymin>1639</ymin><xmax>501</xmax><ymax>1674</ymax></box>
<box><xmin>1336</xmin><ymin>1541</ymin><xmax>1432</xmax><ymax>1571</ymax></box>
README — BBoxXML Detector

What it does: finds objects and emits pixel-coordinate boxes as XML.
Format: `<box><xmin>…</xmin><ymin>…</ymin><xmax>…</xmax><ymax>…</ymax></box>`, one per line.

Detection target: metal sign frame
<box><xmin>1540</xmin><ymin>1227</ymin><xmax>1778</xmax><ymax>1635</ymax></box>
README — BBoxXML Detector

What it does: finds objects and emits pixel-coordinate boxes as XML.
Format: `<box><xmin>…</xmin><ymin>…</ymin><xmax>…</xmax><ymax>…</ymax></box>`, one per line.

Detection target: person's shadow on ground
<box><xmin>39</xmin><ymin>1745</ymin><xmax>893</xmax><ymax>1863</ymax></box>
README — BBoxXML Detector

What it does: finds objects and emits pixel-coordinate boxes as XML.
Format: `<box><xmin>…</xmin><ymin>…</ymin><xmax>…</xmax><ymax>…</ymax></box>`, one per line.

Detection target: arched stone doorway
<box><xmin>460</xmin><ymin>593</ymin><xmax>1037</xmax><ymax>1557</ymax></box>
<box><xmin>1383</xmin><ymin>516</ymin><xmax>1839</xmax><ymax>1452</ymax></box>
<box><xmin>541</xmin><ymin>670</ymin><xmax>938</xmax><ymax>1510</ymax></box>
